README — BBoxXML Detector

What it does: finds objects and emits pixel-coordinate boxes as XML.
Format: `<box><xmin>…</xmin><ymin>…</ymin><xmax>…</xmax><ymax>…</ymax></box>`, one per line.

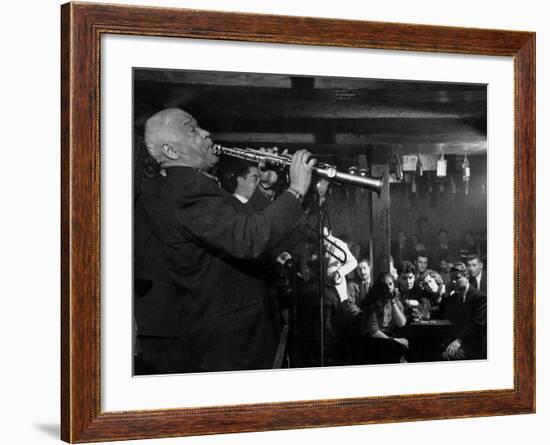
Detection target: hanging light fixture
<box><xmin>437</xmin><ymin>153</ymin><xmax>447</xmax><ymax>177</ymax></box>
<box><xmin>462</xmin><ymin>153</ymin><xmax>471</xmax><ymax>195</ymax></box>
<box><xmin>416</xmin><ymin>152</ymin><xmax>424</xmax><ymax>177</ymax></box>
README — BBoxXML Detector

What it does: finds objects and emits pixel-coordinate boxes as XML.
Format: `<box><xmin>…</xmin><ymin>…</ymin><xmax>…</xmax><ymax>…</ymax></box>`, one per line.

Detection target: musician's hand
<box><xmin>289</xmin><ymin>149</ymin><xmax>315</xmax><ymax>196</ymax></box>
<box><xmin>445</xmin><ymin>339</ymin><xmax>462</xmax><ymax>358</ymax></box>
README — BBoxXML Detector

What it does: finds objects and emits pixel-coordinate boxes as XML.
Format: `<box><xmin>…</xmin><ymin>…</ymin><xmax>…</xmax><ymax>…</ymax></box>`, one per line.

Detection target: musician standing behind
<box><xmin>324</xmin><ymin>229</ymin><xmax>358</xmax><ymax>304</ymax></box>
<box><xmin>323</xmin><ymin>231</ymin><xmax>358</xmax><ymax>365</ymax></box>
<box><xmin>222</xmin><ymin>161</ymin><xmax>261</xmax><ymax>207</ymax></box>
<box><xmin>143</xmin><ymin>107</ymin><xmax>315</xmax><ymax>373</ymax></box>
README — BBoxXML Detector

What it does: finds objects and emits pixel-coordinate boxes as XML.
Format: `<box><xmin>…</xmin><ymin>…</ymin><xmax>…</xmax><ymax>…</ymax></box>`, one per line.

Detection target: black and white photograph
<box><xmin>132</xmin><ymin>68</ymin><xmax>488</xmax><ymax>375</ymax></box>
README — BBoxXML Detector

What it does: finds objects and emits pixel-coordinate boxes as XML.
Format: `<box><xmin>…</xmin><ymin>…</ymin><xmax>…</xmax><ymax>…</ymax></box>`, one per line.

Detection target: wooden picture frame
<box><xmin>61</xmin><ymin>1</ymin><xmax>535</xmax><ymax>442</ymax></box>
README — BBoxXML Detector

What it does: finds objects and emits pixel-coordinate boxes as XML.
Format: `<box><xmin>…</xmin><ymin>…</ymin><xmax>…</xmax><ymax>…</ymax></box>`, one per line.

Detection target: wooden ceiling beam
<box><xmin>134</xmin><ymin>70</ymin><xmax>486</xmax><ymax>92</ymax></box>
<box><xmin>213</xmin><ymin>137</ymin><xmax>487</xmax><ymax>155</ymax></box>
<box><xmin>192</xmin><ymin>99</ymin><xmax>483</xmax><ymax>119</ymax></box>
<box><xmin>152</xmin><ymin>85</ymin><xmax>486</xmax><ymax>104</ymax></box>
<box><xmin>199</xmin><ymin>116</ymin><xmax>486</xmax><ymax>134</ymax></box>
<box><xmin>213</xmin><ymin>131</ymin><xmax>486</xmax><ymax>146</ymax></box>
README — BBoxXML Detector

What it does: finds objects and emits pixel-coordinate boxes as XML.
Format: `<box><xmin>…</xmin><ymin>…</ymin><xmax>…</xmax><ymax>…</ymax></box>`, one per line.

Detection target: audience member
<box><xmin>466</xmin><ymin>254</ymin><xmax>487</xmax><ymax>295</ymax></box>
<box><xmin>415</xmin><ymin>252</ymin><xmax>429</xmax><ymax>279</ymax></box>
<box><xmin>419</xmin><ymin>269</ymin><xmax>446</xmax><ymax>317</ymax></box>
<box><xmin>396</xmin><ymin>261</ymin><xmax>422</xmax><ymax>318</ymax></box>
<box><xmin>431</xmin><ymin>229</ymin><xmax>456</xmax><ymax>266</ymax></box>
<box><xmin>440</xmin><ymin>262</ymin><xmax>487</xmax><ymax>360</ymax></box>
<box><xmin>347</xmin><ymin>258</ymin><xmax>371</xmax><ymax>313</ymax></box>
<box><xmin>362</xmin><ymin>273</ymin><xmax>409</xmax><ymax>363</ymax></box>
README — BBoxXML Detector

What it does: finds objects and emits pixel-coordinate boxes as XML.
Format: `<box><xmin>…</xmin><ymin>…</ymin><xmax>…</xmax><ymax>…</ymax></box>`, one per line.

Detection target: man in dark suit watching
<box><xmin>141</xmin><ymin>107</ymin><xmax>315</xmax><ymax>374</ymax></box>
<box><xmin>231</xmin><ymin>164</ymin><xmax>261</xmax><ymax>205</ymax></box>
<box><xmin>466</xmin><ymin>254</ymin><xmax>487</xmax><ymax>295</ymax></box>
<box><xmin>440</xmin><ymin>262</ymin><xmax>487</xmax><ymax>360</ymax></box>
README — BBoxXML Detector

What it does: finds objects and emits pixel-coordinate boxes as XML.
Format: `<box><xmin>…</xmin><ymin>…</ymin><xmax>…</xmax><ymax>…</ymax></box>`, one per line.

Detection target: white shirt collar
<box><xmin>233</xmin><ymin>193</ymin><xmax>248</xmax><ymax>203</ymax></box>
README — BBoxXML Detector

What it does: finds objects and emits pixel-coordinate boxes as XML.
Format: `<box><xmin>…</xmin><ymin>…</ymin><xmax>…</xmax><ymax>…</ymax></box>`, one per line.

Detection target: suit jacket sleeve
<box><xmin>175</xmin><ymin>178</ymin><xmax>303</xmax><ymax>260</ymax></box>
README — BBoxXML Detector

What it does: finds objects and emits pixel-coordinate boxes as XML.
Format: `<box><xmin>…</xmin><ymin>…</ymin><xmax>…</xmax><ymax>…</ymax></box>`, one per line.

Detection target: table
<box><xmin>397</xmin><ymin>319</ymin><xmax>452</xmax><ymax>362</ymax></box>
<box><xmin>398</xmin><ymin>319</ymin><xmax>452</xmax><ymax>338</ymax></box>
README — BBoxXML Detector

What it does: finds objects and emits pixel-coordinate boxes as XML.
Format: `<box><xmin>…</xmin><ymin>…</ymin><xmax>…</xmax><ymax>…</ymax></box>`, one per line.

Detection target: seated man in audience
<box><xmin>466</xmin><ymin>254</ymin><xmax>487</xmax><ymax>295</ymax></box>
<box><xmin>440</xmin><ymin>262</ymin><xmax>487</xmax><ymax>360</ymax></box>
<box><xmin>414</xmin><ymin>252</ymin><xmax>429</xmax><ymax>280</ymax></box>
<box><xmin>347</xmin><ymin>258</ymin><xmax>372</xmax><ymax>314</ymax></box>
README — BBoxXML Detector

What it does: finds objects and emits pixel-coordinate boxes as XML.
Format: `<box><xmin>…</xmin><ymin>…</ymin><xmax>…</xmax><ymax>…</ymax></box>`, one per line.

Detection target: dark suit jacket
<box><xmin>469</xmin><ymin>270</ymin><xmax>487</xmax><ymax>295</ymax></box>
<box><xmin>159</xmin><ymin>167</ymin><xmax>303</xmax><ymax>372</ymax></box>
<box><xmin>440</xmin><ymin>285</ymin><xmax>487</xmax><ymax>359</ymax></box>
<box><xmin>134</xmin><ymin>173</ymin><xmax>181</xmax><ymax>338</ymax></box>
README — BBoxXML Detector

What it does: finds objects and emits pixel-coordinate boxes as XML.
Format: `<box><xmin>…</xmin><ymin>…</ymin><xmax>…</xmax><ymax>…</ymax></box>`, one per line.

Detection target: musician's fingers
<box><xmin>291</xmin><ymin>149</ymin><xmax>304</xmax><ymax>163</ymax></box>
<box><xmin>298</xmin><ymin>149</ymin><xmax>310</xmax><ymax>162</ymax></box>
<box><xmin>293</xmin><ymin>150</ymin><xmax>304</xmax><ymax>166</ymax></box>
<box><xmin>300</xmin><ymin>150</ymin><xmax>316</xmax><ymax>167</ymax></box>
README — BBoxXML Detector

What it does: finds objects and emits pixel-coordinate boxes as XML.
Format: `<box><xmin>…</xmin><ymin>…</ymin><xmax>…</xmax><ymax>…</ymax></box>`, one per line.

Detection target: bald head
<box><xmin>144</xmin><ymin>108</ymin><xmax>217</xmax><ymax>170</ymax></box>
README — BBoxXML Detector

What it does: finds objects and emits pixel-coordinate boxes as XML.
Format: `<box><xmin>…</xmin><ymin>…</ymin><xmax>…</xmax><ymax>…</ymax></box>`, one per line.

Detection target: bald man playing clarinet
<box><xmin>139</xmin><ymin>107</ymin><xmax>315</xmax><ymax>374</ymax></box>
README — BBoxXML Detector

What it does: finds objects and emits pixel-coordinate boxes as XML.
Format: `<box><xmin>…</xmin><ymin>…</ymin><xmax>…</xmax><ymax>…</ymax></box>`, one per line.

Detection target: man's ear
<box><xmin>160</xmin><ymin>143</ymin><xmax>180</xmax><ymax>160</ymax></box>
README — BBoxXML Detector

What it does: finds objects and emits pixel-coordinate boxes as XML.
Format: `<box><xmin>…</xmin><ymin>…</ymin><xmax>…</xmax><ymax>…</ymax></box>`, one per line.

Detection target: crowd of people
<box><xmin>133</xmin><ymin>107</ymin><xmax>487</xmax><ymax>375</ymax></box>
<box><xmin>322</xmin><ymin>253</ymin><xmax>487</xmax><ymax>366</ymax></box>
<box><xmin>319</xmin><ymin>216</ymin><xmax>488</xmax><ymax>365</ymax></box>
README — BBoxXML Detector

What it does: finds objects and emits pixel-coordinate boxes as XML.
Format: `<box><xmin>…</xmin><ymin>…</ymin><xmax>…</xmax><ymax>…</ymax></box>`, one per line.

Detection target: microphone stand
<box><xmin>316</xmin><ymin>179</ymin><xmax>330</xmax><ymax>367</ymax></box>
